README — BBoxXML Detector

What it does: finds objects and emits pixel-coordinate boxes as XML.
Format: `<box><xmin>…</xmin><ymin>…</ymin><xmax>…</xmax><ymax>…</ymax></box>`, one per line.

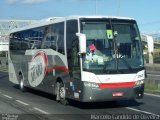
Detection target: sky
<box><xmin>1</xmin><ymin>0</ymin><xmax>160</xmax><ymax>34</ymax></box>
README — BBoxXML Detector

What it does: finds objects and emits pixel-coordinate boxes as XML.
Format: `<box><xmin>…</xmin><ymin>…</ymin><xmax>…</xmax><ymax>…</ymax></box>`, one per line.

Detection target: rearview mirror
<box><xmin>76</xmin><ymin>33</ymin><xmax>86</xmax><ymax>54</ymax></box>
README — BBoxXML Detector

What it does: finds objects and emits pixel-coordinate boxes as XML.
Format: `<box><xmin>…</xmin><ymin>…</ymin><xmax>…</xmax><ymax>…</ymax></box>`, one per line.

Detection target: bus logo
<box><xmin>28</xmin><ymin>51</ymin><xmax>48</xmax><ymax>87</ymax></box>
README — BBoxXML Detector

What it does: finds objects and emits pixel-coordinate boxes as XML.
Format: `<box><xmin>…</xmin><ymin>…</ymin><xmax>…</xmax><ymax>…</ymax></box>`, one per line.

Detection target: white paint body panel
<box><xmin>82</xmin><ymin>70</ymin><xmax>145</xmax><ymax>83</ymax></box>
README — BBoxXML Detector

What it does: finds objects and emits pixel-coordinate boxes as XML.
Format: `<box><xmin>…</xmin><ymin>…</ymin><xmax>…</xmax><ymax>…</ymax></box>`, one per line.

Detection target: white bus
<box><xmin>9</xmin><ymin>16</ymin><xmax>145</xmax><ymax>104</ymax></box>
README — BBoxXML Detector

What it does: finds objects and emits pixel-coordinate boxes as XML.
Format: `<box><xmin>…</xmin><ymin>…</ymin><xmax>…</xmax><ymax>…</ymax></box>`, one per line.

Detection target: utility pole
<box><xmin>147</xmin><ymin>35</ymin><xmax>154</xmax><ymax>64</ymax></box>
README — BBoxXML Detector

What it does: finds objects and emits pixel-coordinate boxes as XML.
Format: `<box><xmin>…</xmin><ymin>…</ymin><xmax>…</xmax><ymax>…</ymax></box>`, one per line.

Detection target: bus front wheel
<box><xmin>56</xmin><ymin>82</ymin><xmax>68</xmax><ymax>105</ymax></box>
<box><xmin>19</xmin><ymin>75</ymin><xmax>26</xmax><ymax>92</ymax></box>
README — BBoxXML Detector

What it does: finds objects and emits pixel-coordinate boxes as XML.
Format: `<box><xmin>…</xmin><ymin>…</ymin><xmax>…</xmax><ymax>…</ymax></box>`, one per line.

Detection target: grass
<box><xmin>144</xmin><ymin>80</ymin><xmax>160</xmax><ymax>94</ymax></box>
<box><xmin>145</xmin><ymin>83</ymin><xmax>160</xmax><ymax>91</ymax></box>
<box><xmin>145</xmin><ymin>89</ymin><xmax>160</xmax><ymax>94</ymax></box>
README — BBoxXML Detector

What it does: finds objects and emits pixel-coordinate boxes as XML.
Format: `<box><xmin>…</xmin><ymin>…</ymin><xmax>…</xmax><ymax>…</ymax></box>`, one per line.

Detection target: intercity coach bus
<box><xmin>9</xmin><ymin>16</ymin><xmax>145</xmax><ymax>104</ymax></box>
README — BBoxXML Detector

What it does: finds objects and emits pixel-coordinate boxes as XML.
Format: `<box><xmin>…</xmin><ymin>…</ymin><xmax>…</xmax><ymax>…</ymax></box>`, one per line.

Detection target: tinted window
<box><xmin>41</xmin><ymin>23</ymin><xmax>64</xmax><ymax>54</ymax></box>
<box><xmin>66</xmin><ymin>20</ymin><xmax>80</xmax><ymax>77</ymax></box>
<box><xmin>10</xmin><ymin>22</ymin><xmax>65</xmax><ymax>55</ymax></box>
<box><xmin>53</xmin><ymin>22</ymin><xmax>64</xmax><ymax>54</ymax></box>
<box><xmin>29</xmin><ymin>28</ymin><xmax>43</xmax><ymax>49</ymax></box>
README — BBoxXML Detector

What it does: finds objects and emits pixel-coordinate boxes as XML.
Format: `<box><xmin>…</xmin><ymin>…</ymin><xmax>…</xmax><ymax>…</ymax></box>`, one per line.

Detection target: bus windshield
<box><xmin>80</xmin><ymin>19</ymin><xmax>144</xmax><ymax>74</ymax></box>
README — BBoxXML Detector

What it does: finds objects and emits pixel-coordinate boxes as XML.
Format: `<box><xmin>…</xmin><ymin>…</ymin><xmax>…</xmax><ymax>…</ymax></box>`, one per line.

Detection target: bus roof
<box><xmin>67</xmin><ymin>15</ymin><xmax>134</xmax><ymax>20</ymax></box>
<box><xmin>10</xmin><ymin>15</ymin><xmax>135</xmax><ymax>33</ymax></box>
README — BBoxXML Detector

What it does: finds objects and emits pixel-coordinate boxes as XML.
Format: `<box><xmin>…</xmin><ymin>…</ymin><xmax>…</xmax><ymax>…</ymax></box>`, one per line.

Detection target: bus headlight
<box><xmin>135</xmin><ymin>80</ymin><xmax>144</xmax><ymax>86</ymax></box>
<box><xmin>83</xmin><ymin>82</ymin><xmax>99</xmax><ymax>88</ymax></box>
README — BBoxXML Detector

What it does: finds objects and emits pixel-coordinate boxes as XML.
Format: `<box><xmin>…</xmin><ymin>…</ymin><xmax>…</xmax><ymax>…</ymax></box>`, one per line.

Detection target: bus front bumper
<box><xmin>79</xmin><ymin>82</ymin><xmax>144</xmax><ymax>102</ymax></box>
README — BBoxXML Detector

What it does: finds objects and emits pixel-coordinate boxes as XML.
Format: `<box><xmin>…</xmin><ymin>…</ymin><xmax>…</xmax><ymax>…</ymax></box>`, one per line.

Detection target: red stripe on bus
<box><xmin>98</xmin><ymin>82</ymin><xmax>135</xmax><ymax>89</ymax></box>
<box><xmin>47</xmin><ymin>66</ymin><xmax>69</xmax><ymax>73</ymax></box>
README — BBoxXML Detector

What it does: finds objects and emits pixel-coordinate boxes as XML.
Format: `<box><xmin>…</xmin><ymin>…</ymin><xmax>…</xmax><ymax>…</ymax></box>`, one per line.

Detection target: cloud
<box><xmin>73</xmin><ymin>0</ymin><xmax>102</xmax><ymax>1</ymax></box>
<box><xmin>6</xmin><ymin>0</ymin><xmax>48</xmax><ymax>5</ymax></box>
<box><xmin>7</xmin><ymin>0</ymin><xmax>19</xmax><ymax>4</ymax></box>
<box><xmin>22</xmin><ymin>0</ymin><xmax>48</xmax><ymax>4</ymax></box>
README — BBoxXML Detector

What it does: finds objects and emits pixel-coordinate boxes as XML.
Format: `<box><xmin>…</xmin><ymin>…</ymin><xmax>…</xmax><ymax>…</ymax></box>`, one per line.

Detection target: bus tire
<box><xmin>56</xmin><ymin>82</ymin><xmax>68</xmax><ymax>105</ymax></box>
<box><xmin>19</xmin><ymin>75</ymin><xmax>26</xmax><ymax>92</ymax></box>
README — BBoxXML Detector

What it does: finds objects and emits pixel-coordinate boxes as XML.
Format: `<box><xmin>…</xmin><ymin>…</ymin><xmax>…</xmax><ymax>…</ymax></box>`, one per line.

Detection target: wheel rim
<box><xmin>59</xmin><ymin>87</ymin><xmax>65</xmax><ymax>99</ymax></box>
<box><xmin>20</xmin><ymin>79</ymin><xmax>24</xmax><ymax>89</ymax></box>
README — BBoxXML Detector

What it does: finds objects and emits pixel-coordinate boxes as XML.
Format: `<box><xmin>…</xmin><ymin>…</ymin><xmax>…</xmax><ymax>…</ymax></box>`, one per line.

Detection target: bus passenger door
<box><xmin>69</xmin><ymin>41</ymin><xmax>80</xmax><ymax>79</ymax></box>
<box><xmin>66</xmin><ymin>20</ymin><xmax>81</xmax><ymax>96</ymax></box>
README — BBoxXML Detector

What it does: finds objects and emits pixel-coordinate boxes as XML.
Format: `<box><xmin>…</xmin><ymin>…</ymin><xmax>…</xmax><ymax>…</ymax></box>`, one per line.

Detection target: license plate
<box><xmin>112</xmin><ymin>92</ymin><xmax>124</xmax><ymax>97</ymax></box>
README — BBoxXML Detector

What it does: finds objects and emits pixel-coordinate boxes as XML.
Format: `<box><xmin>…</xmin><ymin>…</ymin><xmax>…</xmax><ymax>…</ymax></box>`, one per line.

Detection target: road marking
<box><xmin>34</xmin><ymin>107</ymin><xmax>50</xmax><ymax>115</ymax></box>
<box><xmin>144</xmin><ymin>93</ymin><xmax>160</xmax><ymax>98</ymax></box>
<box><xmin>3</xmin><ymin>94</ymin><xmax>12</xmax><ymax>99</ymax></box>
<box><xmin>126</xmin><ymin>107</ymin><xmax>160</xmax><ymax>117</ymax></box>
<box><xmin>16</xmin><ymin>100</ymin><xmax>29</xmax><ymax>106</ymax></box>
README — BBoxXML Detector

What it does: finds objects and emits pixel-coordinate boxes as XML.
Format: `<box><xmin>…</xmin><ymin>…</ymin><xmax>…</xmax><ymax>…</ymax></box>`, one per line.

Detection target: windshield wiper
<box><xmin>120</xmin><ymin>58</ymin><xmax>133</xmax><ymax>72</ymax></box>
<box><xmin>102</xmin><ymin>63</ymin><xmax>109</xmax><ymax>73</ymax></box>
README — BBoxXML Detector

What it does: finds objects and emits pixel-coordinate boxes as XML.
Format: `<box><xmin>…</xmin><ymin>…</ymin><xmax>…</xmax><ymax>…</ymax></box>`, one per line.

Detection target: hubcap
<box><xmin>20</xmin><ymin>79</ymin><xmax>23</xmax><ymax>89</ymax></box>
<box><xmin>60</xmin><ymin>87</ymin><xmax>65</xmax><ymax>99</ymax></box>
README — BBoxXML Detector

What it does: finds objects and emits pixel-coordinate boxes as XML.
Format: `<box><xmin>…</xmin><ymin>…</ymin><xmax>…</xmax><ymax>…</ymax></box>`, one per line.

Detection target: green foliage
<box><xmin>145</xmin><ymin>80</ymin><xmax>160</xmax><ymax>94</ymax></box>
<box><xmin>145</xmin><ymin>83</ymin><xmax>158</xmax><ymax>90</ymax></box>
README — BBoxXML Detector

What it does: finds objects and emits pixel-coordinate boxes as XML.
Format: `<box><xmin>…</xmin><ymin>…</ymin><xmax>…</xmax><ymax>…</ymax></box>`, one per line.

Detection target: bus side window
<box><xmin>53</xmin><ymin>22</ymin><xmax>65</xmax><ymax>54</ymax></box>
<box><xmin>56</xmin><ymin>23</ymin><xmax>64</xmax><ymax>54</ymax></box>
<box><xmin>29</xmin><ymin>28</ymin><xmax>43</xmax><ymax>49</ymax></box>
<box><xmin>50</xmin><ymin>36</ymin><xmax>57</xmax><ymax>50</ymax></box>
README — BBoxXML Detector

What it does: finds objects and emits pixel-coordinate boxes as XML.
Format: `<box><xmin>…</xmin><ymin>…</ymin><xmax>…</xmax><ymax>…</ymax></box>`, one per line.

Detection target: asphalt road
<box><xmin>0</xmin><ymin>72</ymin><xmax>160</xmax><ymax>120</ymax></box>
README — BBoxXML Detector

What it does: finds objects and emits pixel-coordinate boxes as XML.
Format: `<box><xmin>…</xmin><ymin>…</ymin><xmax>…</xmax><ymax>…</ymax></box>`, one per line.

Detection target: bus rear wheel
<box><xmin>56</xmin><ymin>82</ymin><xmax>68</xmax><ymax>105</ymax></box>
